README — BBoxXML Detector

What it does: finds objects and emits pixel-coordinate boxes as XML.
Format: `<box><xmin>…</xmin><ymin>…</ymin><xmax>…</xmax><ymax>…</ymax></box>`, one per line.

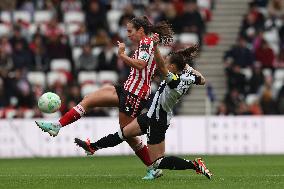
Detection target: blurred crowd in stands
<box><xmin>217</xmin><ymin>0</ymin><xmax>284</xmax><ymax>115</ymax></box>
<box><xmin>0</xmin><ymin>0</ymin><xmax>212</xmax><ymax>118</ymax></box>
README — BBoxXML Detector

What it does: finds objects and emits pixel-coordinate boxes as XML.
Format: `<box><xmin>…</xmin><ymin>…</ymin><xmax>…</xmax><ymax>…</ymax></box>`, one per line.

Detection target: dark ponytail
<box><xmin>170</xmin><ymin>45</ymin><xmax>199</xmax><ymax>71</ymax></box>
<box><xmin>130</xmin><ymin>16</ymin><xmax>174</xmax><ymax>45</ymax></box>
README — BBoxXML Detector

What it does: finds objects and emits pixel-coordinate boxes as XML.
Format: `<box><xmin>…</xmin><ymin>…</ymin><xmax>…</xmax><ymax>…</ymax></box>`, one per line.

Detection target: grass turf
<box><xmin>0</xmin><ymin>155</ymin><xmax>283</xmax><ymax>189</ymax></box>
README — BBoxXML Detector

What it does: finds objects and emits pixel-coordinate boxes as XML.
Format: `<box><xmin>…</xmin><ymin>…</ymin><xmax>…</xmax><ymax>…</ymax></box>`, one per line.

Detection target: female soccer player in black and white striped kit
<box><xmin>75</xmin><ymin>35</ymin><xmax>212</xmax><ymax>180</ymax></box>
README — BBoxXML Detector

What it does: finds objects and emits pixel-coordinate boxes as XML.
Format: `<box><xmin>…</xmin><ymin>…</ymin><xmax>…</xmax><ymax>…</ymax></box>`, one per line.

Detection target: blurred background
<box><xmin>0</xmin><ymin>0</ymin><xmax>284</xmax><ymax>158</ymax></box>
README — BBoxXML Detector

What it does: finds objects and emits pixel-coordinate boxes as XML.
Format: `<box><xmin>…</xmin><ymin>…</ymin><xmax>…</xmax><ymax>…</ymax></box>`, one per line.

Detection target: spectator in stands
<box><xmin>249</xmin><ymin>62</ymin><xmax>265</xmax><ymax>94</ymax></box>
<box><xmin>91</xmin><ymin>29</ymin><xmax>109</xmax><ymax>47</ymax></box>
<box><xmin>0</xmin><ymin>45</ymin><xmax>13</xmax><ymax>75</ymax></box>
<box><xmin>12</xmin><ymin>41</ymin><xmax>34</xmax><ymax>70</ymax></box>
<box><xmin>61</xmin><ymin>0</ymin><xmax>82</xmax><ymax>12</ymax></box>
<box><xmin>42</xmin><ymin>0</ymin><xmax>62</xmax><ymax>21</ymax></box>
<box><xmin>224</xmin><ymin>88</ymin><xmax>243</xmax><ymax>115</ymax></box>
<box><xmin>252</xmin><ymin>0</ymin><xmax>268</xmax><ymax>8</ymax></box>
<box><xmin>226</xmin><ymin>64</ymin><xmax>247</xmax><ymax>95</ymax></box>
<box><xmin>97</xmin><ymin>41</ymin><xmax>118</xmax><ymax>72</ymax></box>
<box><xmin>248</xmin><ymin>99</ymin><xmax>263</xmax><ymax>115</ymax></box>
<box><xmin>224</xmin><ymin>37</ymin><xmax>254</xmax><ymax>68</ymax></box>
<box><xmin>240</xmin><ymin>12</ymin><xmax>263</xmax><ymax>43</ymax></box>
<box><xmin>116</xmin><ymin>4</ymin><xmax>135</xmax><ymax>43</ymax></box>
<box><xmin>46</xmin><ymin>35</ymin><xmax>74</xmax><ymax>71</ymax></box>
<box><xmin>248</xmin><ymin>2</ymin><xmax>265</xmax><ymax>30</ymax></box>
<box><xmin>73</xmin><ymin>23</ymin><xmax>90</xmax><ymax>47</ymax></box>
<box><xmin>85</xmin><ymin>0</ymin><xmax>108</xmax><ymax>37</ymax></box>
<box><xmin>268</xmin><ymin>0</ymin><xmax>284</xmax><ymax>17</ymax></box>
<box><xmin>0</xmin><ymin>36</ymin><xmax>12</xmax><ymax>55</ymax></box>
<box><xmin>236</xmin><ymin>101</ymin><xmax>252</xmax><ymax>115</ymax></box>
<box><xmin>119</xmin><ymin>4</ymin><xmax>135</xmax><ymax>28</ymax></box>
<box><xmin>78</xmin><ymin>43</ymin><xmax>97</xmax><ymax>71</ymax></box>
<box><xmin>255</xmin><ymin>39</ymin><xmax>275</xmax><ymax>72</ymax></box>
<box><xmin>16</xmin><ymin>0</ymin><xmax>34</xmax><ymax>13</ymax></box>
<box><xmin>0</xmin><ymin>78</ymin><xmax>8</xmax><ymax>108</ymax></box>
<box><xmin>11</xmin><ymin>69</ymin><xmax>35</xmax><ymax>108</ymax></box>
<box><xmin>264</xmin><ymin>14</ymin><xmax>282</xmax><ymax>32</ymax></box>
<box><xmin>252</xmin><ymin>30</ymin><xmax>264</xmax><ymax>51</ymax></box>
<box><xmin>66</xmin><ymin>84</ymin><xmax>81</xmax><ymax>105</ymax></box>
<box><xmin>260</xmin><ymin>86</ymin><xmax>278</xmax><ymax>114</ymax></box>
<box><xmin>9</xmin><ymin>25</ymin><xmax>28</xmax><ymax>50</ymax></box>
<box><xmin>156</xmin><ymin>2</ymin><xmax>181</xmax><ymax>33</ymax></box>
<box><xmin>45</xmin><ymin>17</ymin><xmax>63</xmax><ymax>39</ymax></box>
<box><xmin>216</xmin><ymin>101</ymin><xmax>229</xmax><ymax>115</ymax></box>
<box><xmin>29</xmin><ymin>34</ymin><xmax>48</xmax><ymax>71</ymax></box>
<box><xmin>32</xmin><ymin>43</ymin><xmax>49</xmax><ymax>72</ymax></box>
<box><xmin>274</xmin><ymin>47</ymin><xmax>284</xmax><ymax>67</ymax></box>
<box><xmin>179</xmin><ymin>0</ymin><xmax>205</xmax><ymax>41</ymax></box>
<box><xmin>276</xmin><ymin>85</ymin><xmax>284</xmax><ymax>114</ymax></box>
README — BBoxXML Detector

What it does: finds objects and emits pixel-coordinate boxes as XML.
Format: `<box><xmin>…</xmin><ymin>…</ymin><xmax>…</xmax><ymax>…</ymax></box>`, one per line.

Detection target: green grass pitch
<box><xmin>0</xmin><ymin>155</ymin><xmax>283</xmax><ymax>189</ymax></box>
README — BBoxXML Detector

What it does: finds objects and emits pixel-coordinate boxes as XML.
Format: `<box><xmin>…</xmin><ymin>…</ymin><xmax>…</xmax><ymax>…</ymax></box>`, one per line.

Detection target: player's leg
<box><xmin>145</xmin><ymin>123</ymin><xmax>212</xmax><ymax>179</ymax></box>
<box><xmin>119</xmin><ymin>112</ymin><xmax>153</xmax><ymax>167</ymax></box>
<box><xmin>147</xmin><ymin>142</ymin><xmax>212</xmax><ymax>179</ymax></box>
<box><xmin>36</xmin><ymin>85</ymin><xmax>119</xmax><ymax>136</ymax></box>
<box><xmin>74</xmin><ymin>116</ymin><xmax>143</xmax><ymax>155</ymax></box>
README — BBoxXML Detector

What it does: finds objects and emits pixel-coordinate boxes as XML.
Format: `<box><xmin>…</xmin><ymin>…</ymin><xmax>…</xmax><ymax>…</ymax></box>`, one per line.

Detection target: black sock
<box><xmin>90</xmin><ymin>132</ymin><xmax>123</xmax><ymax>150</ymax></box>
<box><xmin>156</xmin><ymin>156</ymin><xmax>195</xmax><ymax>170</ymax></box>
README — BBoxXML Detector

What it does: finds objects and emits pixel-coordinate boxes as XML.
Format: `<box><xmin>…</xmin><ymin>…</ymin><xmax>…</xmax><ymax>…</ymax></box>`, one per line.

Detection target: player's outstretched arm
<box><xmin>153</xmin><ymin>45</ymin><xmax>168</xmax><ymax>77</ymax></box>
<box><xmin>191</xmin><ymin>68</ymin><xmax>206</xmax><ymax>85</ymax></box>
<box><xmin>117</xmin><ymin>41</ymin><xmax>147</xmax><ymax>70</ymax></box>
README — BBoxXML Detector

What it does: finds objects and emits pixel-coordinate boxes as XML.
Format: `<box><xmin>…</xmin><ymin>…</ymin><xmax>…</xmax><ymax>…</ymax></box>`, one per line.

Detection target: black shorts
<box><xmin>115</xmin><ymin>85</ymin><xmax>149</xmax><ymax>118</ymax></box>
<box><xmin>137</xmin><ymin>113</ymin><xmax>169</xmax><ymax>145</ymax></box>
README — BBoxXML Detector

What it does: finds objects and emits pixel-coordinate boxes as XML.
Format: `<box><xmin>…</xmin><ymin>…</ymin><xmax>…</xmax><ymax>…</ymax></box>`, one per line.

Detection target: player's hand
<box><xmin>117</xmin><ymin>41</ymin><xmax>125</xmax><ymax>56</ymax></box>
<box><xmin>152</xmin><ymin>33</ymin><xmax>160</xmax><ymax>46</ymax></box>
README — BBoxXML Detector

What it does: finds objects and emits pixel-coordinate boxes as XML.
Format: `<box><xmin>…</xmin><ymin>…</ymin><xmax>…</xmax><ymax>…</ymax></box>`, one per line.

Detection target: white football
<box><xmin>38</xmin><ymin>92</ymin><xmax>61</xmax><ymax>113</ymax></box>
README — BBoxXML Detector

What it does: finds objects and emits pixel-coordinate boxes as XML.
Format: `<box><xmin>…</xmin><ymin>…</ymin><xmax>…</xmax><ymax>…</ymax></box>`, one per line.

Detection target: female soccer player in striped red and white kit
<box><xmin>35</xmin><ymin>16</ymin><xmax>173</xmax><ymax>172</ymax></box>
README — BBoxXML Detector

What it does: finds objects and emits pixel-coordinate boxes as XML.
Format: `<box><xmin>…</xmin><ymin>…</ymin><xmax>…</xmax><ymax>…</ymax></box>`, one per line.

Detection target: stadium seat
<box><xmin>98</xmin><ymin>71</ymin><xmax>118</xmax><ymax>84</ymax></box>
<box><xmin>13</xmin><ymin>11</ymin><xmax>31</xmax><ymax>23</ymax></box>
<box><xmin>272</xmin><ymin>80</ymin><xmax>283</xmax><ymax>98</ymax></box>
<box><xmin>198</xmin><ymin>0</ymin><xmax>211</xmax><ymax>9</ymax></box>
<box><xmin>0</xmin><ymin>11</ymin><xmax>12</xmax><ymax>24</ymax></box>
<box><xmin>23</xmin><ymin>109</ymin><xmax>35</xmax><ymax>118</ymax></box>
<box><xmin>34</xmin><ymin>11</ymin><xmax>53</xmax><ymax>24</ymax></box>
<box><xmin>46</xmin><ymin>71</ymin><xmax>68</xmax><ymax>86</ymax></box>
<box><xmin>240</xmin><ymin>68</ymin><xmax>252</xmax><ymax>80</ymax></box>
<box><xmin>64</xmin><ymin>11</ymin><xmax>85</xmax><ymax>23</ymax></box>
<box><xmin>27</xmin><ymin>71</ymin><xmax>46</xmax><ymax>86</ymax></box>
<box><xmin>4</xmin><ymin>108</ymin><xmax>16</xmax><ymax>118</ymax></box>
<box><xmin>106</xmin><ymin>10</ymin><xmax>122</xmax><ymax>33</ymax></box>
<box><xmin>92</xmin><ymin>47</ymin><xmax>103</xmax><ymax>57</ymax></box>
<box><xmin>0</xmin><ymin>24</ymin><xmax>11</xmax><ymax>36</ymax></box>
<box><xmin>58</xmin><ymin>23</ymin><xmax>66</xmax><ymax>34</ymax></box>
<box><xmin>264</xmin><ymin>29</ymin><xmax>280</xmax><ymax>54</ymax></box>
<box><xmin>50</xmin><ymin>59</ymin><xmax>72</xmax><ymax>72</ymax></box>
<box><xmin>262</xmin><ymin>68</ymin><xmax>272</xmax><ymax>78</ymax></box>
<box><xmin>72</xmin><ymin>47</ymin><xmax>82</xmax><ymax>69</ymax></box>
<box><xmin>81</xmin><ymin>83</ymin><xmax>99</xmax><ymax>97</ymax></box>
<box><xmin>179</xmin><ymin>33</ymin><xmax>199</xmax><ymax>45</ymax></box>
<box><xmin>274</xmin><ymin>69</ymin><xmax>284</xmax><ymax>81</ymax></box>
<box><xmin>246</xmin><ymin>94</ymin><xmax>259</xmax><ymax>105</ymax></box>
<box><xmin>66</xmin><ymin>23</ymin><xmax>80</xmax><ymax>35</ymax></box>
<box><xmin>78</xmin><ymin>71</ymin><xmax>98</xmax><ymax>85</ymax></box>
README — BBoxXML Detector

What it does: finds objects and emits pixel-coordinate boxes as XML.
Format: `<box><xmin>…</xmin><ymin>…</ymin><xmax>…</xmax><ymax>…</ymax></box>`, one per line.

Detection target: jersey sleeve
<box><xmin>165</xmin><ymin>71</ymin><xmax>181</xmax><ymax>89</ymax></box>
<box><xmin>137</xmin><ymin>37</ymin><xmax>153</xmax><ymax>62</ymax></box>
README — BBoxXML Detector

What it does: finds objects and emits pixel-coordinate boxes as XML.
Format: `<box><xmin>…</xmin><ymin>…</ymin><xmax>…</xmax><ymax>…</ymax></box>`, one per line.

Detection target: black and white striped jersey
<box><xmin>147</xmin><ymin>68</ymin><xmax>200</xmax><ymax>125</ymax></box>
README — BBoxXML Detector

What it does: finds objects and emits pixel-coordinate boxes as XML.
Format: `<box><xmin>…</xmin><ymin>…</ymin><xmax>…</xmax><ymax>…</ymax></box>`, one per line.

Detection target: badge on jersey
<box><xmin>138</xmin><ymin>51</ymin><xmax>150</xmax><ymax>62</ymax></box>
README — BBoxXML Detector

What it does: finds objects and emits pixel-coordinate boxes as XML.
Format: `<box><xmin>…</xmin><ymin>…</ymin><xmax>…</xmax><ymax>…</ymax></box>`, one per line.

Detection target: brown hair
<box><xmin>169</xmin><ymin>45</ymin><xmax>199</xmax><ymax>71</ymax></box>
<box><xmin>130</xmin><ymin>16</ymin><xmax>174</xmax><ymax>45</ymax></box>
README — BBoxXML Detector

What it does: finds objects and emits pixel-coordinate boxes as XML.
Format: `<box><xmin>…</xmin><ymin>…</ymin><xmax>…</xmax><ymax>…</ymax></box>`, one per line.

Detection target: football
<box><xmin>38</xmin><ymin>92</ymin><xmax>61</xmax><ymax>113</ymax></box>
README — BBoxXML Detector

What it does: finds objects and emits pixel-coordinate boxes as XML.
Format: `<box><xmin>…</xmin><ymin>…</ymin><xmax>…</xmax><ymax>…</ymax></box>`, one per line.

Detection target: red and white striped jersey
<box><xmin>123</xmin><ymin>36</ymin><xmax>156</xmax><ymax>99</ymax></box>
